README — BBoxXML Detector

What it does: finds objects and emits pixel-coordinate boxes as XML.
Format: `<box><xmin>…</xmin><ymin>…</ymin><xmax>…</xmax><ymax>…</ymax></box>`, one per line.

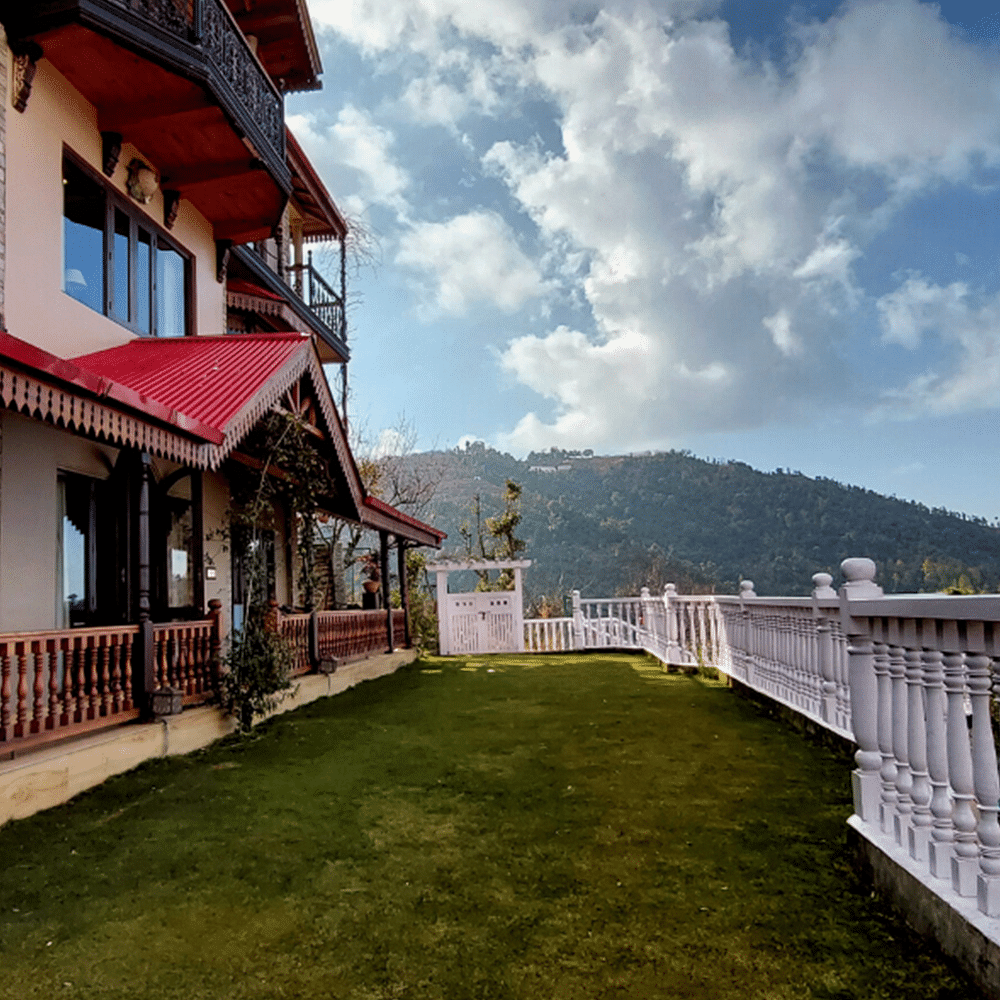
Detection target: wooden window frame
<box><xmin>63</xmin><ymin>147</ymin><xmax>193</xmax><ymax>338</ymax></box>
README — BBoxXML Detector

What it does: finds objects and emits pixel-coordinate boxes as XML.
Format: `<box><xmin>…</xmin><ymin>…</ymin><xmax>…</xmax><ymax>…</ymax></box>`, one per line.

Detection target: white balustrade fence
<box><xmin>527</xmin><ymin>561</ymin><xmax>1000</xmax><ymax>949</ymax></box>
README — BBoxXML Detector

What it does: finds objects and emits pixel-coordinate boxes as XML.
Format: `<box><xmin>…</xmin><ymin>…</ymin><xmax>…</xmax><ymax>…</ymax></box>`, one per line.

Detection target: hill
<box><xmin>403</xmin><ymin>443</ymin><xmax>1000</xmax><ymax>601</ymax></box>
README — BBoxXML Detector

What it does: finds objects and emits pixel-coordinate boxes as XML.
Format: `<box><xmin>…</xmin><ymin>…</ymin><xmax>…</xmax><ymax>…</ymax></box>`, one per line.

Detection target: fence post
<box><xmin>812</xmin><ymin>573</ymin><xmax>837</xmax><ymax>725</ymax></box>
<box><xmin>739</xmin><ymin>581</ymin><xmax>755</xmax><ymax>682</ymax></box>
<box><xmin>664</xmin><ymin>584</ymin><xmax>681</xmax><ymax>664</ymax></box>
<box><xmin>839</xmin><ymin>557</ymin><xmax>883</xmax><ymax>824</ymax></box>
<box><xmin>208</xmin><ymin>599</ymin><xmax>223</xmax><ymax>685</ymax></box>
<box><xmin>572</xmin><ymin>590</ymin><xmax>584</xmax><ymax>650</ymax></box>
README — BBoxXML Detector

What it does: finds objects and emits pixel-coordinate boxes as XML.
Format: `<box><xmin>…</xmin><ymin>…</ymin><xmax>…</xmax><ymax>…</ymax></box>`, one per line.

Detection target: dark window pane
<box><xmin>137</xmin><ymin>228</ymin><xmax>151</xmax><ymax>335</ymax></box>
<box><xmin>113</xmin><ymin>209</ymin><xmax>129</xmax><ymax>322</ymax></box>
<box><xmin>156</xmin><ymin>244</ymin><xmax>186</xmax><ymax>337</ymax></box>
<box><xmin>63</xmin><ymin>159</ymin><xmax>104</xmax><ymax>314</ymax></box>
<box><xmin>58</xmin><ymin>474</ymin><xmax>88</xmax><ymax>628</ymax></box>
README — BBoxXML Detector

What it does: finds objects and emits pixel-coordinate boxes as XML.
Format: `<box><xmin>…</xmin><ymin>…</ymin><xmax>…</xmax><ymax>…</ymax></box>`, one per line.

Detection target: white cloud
<box><xmin>288</xmin><ymin>107</ymin><xmax>410</xmax><ymax>218</ymax></box>
<box><xmin>762</xmin><ymin>309</ymin><xmax>801</xmax><ymax>358</ymax></box>
<box><xmin>396</xmin><ymin>211</ymin><xmax>550</xmax><ymax>314</ymax></box>
<box><xmin>308</xmin><ymin>0</ymin><xmax>1000</xmax><ymax>452</ymax></box>
<box><xmin>876</xmin><ymin>276</ymin><xmax>1000</xmax><ymax>415</ymax></box>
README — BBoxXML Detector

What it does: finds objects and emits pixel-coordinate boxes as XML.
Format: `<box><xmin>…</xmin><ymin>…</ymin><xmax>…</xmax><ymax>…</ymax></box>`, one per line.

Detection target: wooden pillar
<box><xmin>397</xmin><ymin>540</ymin><xmax>411</xmax><ymax>649</ymax></box>
<box><xmin>380</xmin><ymin>530</ymin><xmax>393</xmax><ymax>652</ymax></box>
<box><xmin>134</xmin><ymin>452</ymin><xmax>155</xmax><ymax>718</ymax></box>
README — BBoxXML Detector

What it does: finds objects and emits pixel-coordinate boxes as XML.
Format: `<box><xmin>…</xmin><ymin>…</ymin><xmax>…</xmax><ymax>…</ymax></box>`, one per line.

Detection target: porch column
<box><xmin>380</xmin><ymin>530</ymin><xmax>393</xmax><ymax>652</ymax></box>
<box><xmin>134</xmin><ymin>452</ymin><xmax>155</xmax><ymax>718</ymax></box>
<box><xmin>397</xmin><ymin>539</ymin><xmax>411</xmax><ymax>649</ymax></box>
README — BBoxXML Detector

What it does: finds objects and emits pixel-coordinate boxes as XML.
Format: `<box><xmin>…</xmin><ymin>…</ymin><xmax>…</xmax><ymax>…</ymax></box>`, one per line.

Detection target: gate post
<box><xmin>572</xmin><ymin>590</ymin><xmax>584</xmax><ymax>650</ymax></box>
<box><xmin>512</xmin><ymin>565</ymin><xmax>526</xmax><ymax>652</ymax></box>
<box><xmin>435</xmin><ymin>568</ymin><xmax>450</xmax><ymax>655</ymax></box>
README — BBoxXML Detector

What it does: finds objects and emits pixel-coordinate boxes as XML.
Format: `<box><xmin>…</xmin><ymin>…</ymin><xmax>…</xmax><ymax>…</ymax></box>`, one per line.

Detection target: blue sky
<box><xmin>290</xmin><ymin>0</ymin><xmax>1000</xmax><ymax>519</ymax></box>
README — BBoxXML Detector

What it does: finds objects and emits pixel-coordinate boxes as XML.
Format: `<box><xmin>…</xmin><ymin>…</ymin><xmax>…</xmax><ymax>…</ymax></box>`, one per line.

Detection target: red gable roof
<box><xmin>73</xmin><ymin>333</ymin><xmax>308</xmax><ymax>435</ymax></box>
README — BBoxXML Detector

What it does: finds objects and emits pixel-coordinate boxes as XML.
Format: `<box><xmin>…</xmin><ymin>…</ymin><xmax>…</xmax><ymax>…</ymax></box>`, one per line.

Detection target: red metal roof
<box><xmin>362</xmin><ymin>495</ymin><xmax>446</xmax><ymax>545</ymax></box>
<box><xmin>73</xmin><ymin>333</ymin><xmax>308</xmax><ymax>434</ymax></box>
<box><xmin>227</xmin><ymin>278</ymin><xmax>286</xmax><ymax>302</ymax></box>
<box><xmin>0</xmin><ymin>331</ymin><xmax>223</xmax><ymax>443</ymax></box>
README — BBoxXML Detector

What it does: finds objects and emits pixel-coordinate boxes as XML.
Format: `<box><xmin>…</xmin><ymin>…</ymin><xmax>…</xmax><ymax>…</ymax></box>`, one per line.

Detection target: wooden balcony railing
<box><xmin>287</xmin><ymin>255</ymin><xmax>346</xmax><ymax>343</ymax></box>
<box><xmin>277</xmin><ymin>607</ymin><xmax>408</xmax><ymax>672</ymax></box>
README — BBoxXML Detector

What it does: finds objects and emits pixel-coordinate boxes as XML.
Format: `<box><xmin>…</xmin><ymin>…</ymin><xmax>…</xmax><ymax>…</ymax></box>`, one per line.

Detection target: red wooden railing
<box><xmin>153</xmin><ymin>621</ymin><xmax>216</xmax><ymax>704</ymax></box>
<box><xmin>0</xmin><ymin>602</ymin><xmax>406</xmax><ymax>754</ymax></box>
<box><xmin>0</xmin><ymin>624</ymin><xmax>140</xmax><ymax>748</ymax></box>
<box><xmin>277</xmin><ymin>607</ymin><xmax>409</xmax><ymax>671</ymax></box>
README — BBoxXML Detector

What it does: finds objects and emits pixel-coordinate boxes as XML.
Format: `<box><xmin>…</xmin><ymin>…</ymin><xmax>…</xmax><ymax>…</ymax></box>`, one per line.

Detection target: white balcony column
<box><xmin>907</xmin><ymin>644</ymin><xmax>932</xmax><ymax>861</ymax></box>
<box><xmin>945</xmin><ymin>649</ymin><xmax>979</xmax><ymax>896</ymax></box>
<box><xmin>839</xmin><ymin>558</ymin><xmax>883</xmax><ymax>824</ymax></box>
<box><xmin>967</xmin><ymin>652</ymin><xmax>1000</xmax><ymax>915</ymax></box>
<box><xmin>873</xmin><ymin>640</ymin><xmax>897</xmax><ymax>836</ymax></box>
<box><xmin>889</xmin><ymin>644</ymin><xmax>911</xmax><ymax>844</ymax></box>
<box><xmin>923</xmin><ymin>646</ymin><xmax>954</xmax><ymax>879</ymax></box>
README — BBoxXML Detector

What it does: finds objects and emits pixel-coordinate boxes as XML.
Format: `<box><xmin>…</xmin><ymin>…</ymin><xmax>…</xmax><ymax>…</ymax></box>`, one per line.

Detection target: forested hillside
<box><xmin>405</xmin><ymin>443</ymin><xmax>1000</xmax><ymax>601</ymax></box>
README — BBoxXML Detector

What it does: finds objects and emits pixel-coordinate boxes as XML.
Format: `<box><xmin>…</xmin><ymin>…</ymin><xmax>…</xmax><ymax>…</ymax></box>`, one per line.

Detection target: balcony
<box><xmin>229</xmin><ymin>243</ymin><xmax>348</xmax><ymax>364</ymax></box>
<box><xmin>5</xmin><ymin>0</ymin><xmax>292</xmax><ymax>242</ymax></box>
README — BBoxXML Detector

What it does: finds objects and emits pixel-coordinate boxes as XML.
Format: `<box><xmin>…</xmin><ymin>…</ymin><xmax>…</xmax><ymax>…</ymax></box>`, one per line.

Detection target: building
<box><xmin>0</xmin><ymin>0</ymin><xmax>442</xmax><ymax>756</ymax></box>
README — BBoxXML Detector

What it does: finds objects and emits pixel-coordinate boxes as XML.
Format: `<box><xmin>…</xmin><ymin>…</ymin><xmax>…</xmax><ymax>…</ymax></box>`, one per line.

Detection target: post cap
<box><xmin>811</xmin><ymin>573</ymin><xmax>836</xmax><ymax>598</ymax></box>
<box><xmin>840</xmin><ymin>557</ymin><xmax>883</xmax><ymax>598</ymax></box>
<box><xmin>740</xmin><ymin>580</ymin><xmax>756</xmax><ymax>597</ymax></box>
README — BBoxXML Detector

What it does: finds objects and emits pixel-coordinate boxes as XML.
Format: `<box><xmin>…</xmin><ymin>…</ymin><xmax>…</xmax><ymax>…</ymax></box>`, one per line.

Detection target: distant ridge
<box><xmin>404</xmin><ymin>443</ymin><xmax>1000</xmax><ymax>600</ymax></box>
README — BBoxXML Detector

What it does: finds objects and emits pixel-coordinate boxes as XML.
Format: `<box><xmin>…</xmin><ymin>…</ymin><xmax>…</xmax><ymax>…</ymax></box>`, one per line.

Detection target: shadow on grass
<box><xmin>0</xmin><ymin>653</ymin><xmax>983</xmax><ymax>999</ymax></box>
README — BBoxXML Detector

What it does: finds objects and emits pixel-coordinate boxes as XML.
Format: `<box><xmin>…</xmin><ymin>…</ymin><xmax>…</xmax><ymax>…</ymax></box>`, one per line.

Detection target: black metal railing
<box><xmin>87</xmin><ymin>0</ymin><xmax>285</xmax><ymax>169</ymax></box>
<box><xmin>288</xmin><ymin>254</ymin><xmax>346</xmax><ymax>343</ymax></box>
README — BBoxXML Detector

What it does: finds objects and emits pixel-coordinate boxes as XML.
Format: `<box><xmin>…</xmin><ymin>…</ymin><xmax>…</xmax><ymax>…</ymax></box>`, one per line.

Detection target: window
<box><xmin>63</xmin><ymin>152</ymin><xmax>190</xmax><ymax>337</ymax></box>
<box><xmin>57</xmin><ymin>473</ymin><xmax>97</xmax><ymax>628</ymax></box>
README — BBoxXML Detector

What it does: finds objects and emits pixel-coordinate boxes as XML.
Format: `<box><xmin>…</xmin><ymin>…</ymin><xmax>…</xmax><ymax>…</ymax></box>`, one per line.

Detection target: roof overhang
<box><xmin>362</xmin><ymin>496</ymin><xmax>446</xmax><ymax>548</ymax></box>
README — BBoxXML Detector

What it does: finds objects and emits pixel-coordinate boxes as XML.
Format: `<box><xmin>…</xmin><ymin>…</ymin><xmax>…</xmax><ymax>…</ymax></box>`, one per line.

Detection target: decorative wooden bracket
<box><xmin>11</xmin><ymin>42</ymin><xmax>42</xmax><ymax>114</ymax></box>
<box><xmin>163</xmin><ymin>190</ymin><xmax>181</xmax><ymax>230</ymax></box>
<box><xmin>216</xmin><ymin>239</ymin><xmax>233</xmax><ymax>283</ymax></box>
<box><xmin>101</xmin><ymin>132</ymin><xmax>123</xmax><ymax>177</ymax></box>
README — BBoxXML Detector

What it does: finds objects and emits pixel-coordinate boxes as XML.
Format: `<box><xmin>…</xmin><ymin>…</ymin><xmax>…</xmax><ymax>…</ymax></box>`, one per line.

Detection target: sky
<box><xmin>288</xmin><ymin>0</ymin><xmax>1000</xmax><ymax>520</ymax></box>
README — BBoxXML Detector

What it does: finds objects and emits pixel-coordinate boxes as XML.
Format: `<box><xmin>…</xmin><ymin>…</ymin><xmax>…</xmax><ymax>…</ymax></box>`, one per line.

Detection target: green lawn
<box><xmin>0</xmin><ymin>654</ymin><xmax>980</xmax><ymax>999</ymax></box>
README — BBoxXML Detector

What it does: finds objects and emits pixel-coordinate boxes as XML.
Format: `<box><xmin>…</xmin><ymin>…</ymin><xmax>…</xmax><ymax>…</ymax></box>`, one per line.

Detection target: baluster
<box><xmin>87</xmin><ymin>637</ymin><xmax>99</xmax><ymax>720</ymax></box>
<box><xmin>31</xmin><ymin>640</ymin><xmax>44</xmax><ymax>733</ymax></box>
<box><xmin>110</xmin><ymin>634</ymin><xmax>123</xmax><ymax>713</ymax></box>
<box><xmin>14</xmin><ymin>641</ymin><xmax>28</xmax><ymax>737</ymax></box>
<box><xmin>121</xmin><ymin>632</ymin><xmax>133</xmax><ymax>712</ymax></box>
<box><xmin>59</xmin><ymin>638</ymin><xmax>71</xmax><ymax>726</ymax></box>
<box><xmin>945</xmin><ymin>650</ymin><xmax>979</xmax><ymax>896</ymax></box>
<box><xmin>98</xmin><ymin>638</ymin><xmax>110</xmax><ymax>716</ymax></box>
<box><xmin>47</xmin><ymin>638</ymin><xmax>59</xmax><ymax>729</ymax></box>
<box><xmin>0</xmin><ymin>641</ymin><xmax>10</xmax><ymax>739</ymax></box>
<box><xmin>874</xmin><ymin>642</ymin><xmax>896</xmax><ymax>835</ymax></box>
<box><xmin>181</xmin><ymin>628</ymin><xmax>192</xmax><ymax>694</ymax></box>
<box><xmin>924</xmin><ymin>648</ymin><xmax>954</xmax><ymax>879</ymax></box>
<box><xmin>73</xmin><ymin>637</ymin><xmax>86</xmax><ymax>723</ymax></box>
<box><xmin>967</xmin><ymin>654</ymin><xmax>1000</xmax><ymax>915</ymax></box>
<box><xmin>157</xmin><ymin>630</ymin><xmax>169</xmax><ymax>689</ymax></box>
<box><xmin>889</xmin><ymin>645</ymin><xmax>911</xmax><ymax>844</ymax></box>
<box><xmin>907</xmin><ymin>647</ymin><xmax>931</xmax><ymax>861</ymax></box>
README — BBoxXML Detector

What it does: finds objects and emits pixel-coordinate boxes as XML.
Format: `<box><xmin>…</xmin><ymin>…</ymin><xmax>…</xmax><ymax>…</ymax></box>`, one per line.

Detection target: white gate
<box><xmin>428</xmin><ymin>559</ymin><xmax>531</xmax><ymax>655</ymax></box>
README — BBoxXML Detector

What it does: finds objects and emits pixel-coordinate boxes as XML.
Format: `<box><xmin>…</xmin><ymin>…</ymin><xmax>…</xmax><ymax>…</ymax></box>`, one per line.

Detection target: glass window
<box><xmin>137</xmin><ymin>228</ymin><xmax>152</xmax><ymax>335</ymax></box>
<box><xmin>62</xmin><ymin>158</ymin><xmax>104</xmax><ymax>314</ymax></box>
<box><xmin>113</xmin><ymin>209</ymin><xmax>130</xmax><ymax>323</ymax></box>
<box><xmin>62</xmin><ymin>152</ymin><xmax>190</xmax><ymax>337</ymax></box>
<box><xmin>157</xmin><ymin>245</ymin><xmax>186</xmax><ymax>338</ymax></box>
<box><xmin>166</xmin><ymin>476</ymin><xmax>196</xmax><ymax>609</ymax></box>
<box><xmin>57</xmin><ymin>474</ymin><xmax>91</xmax><ymax>628</ymax></box>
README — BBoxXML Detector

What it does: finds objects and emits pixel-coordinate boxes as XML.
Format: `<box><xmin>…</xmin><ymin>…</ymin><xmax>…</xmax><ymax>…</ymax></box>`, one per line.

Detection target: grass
<box><xmin>0</xmin><ymin>653</ymin><xmax>981</xmax><ymax>1000</ymax></box>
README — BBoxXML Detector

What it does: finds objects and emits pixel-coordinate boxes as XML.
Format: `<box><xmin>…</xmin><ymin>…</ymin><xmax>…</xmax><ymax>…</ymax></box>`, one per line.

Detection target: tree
<box><xmin>458</xmin><ymin>479</ymin><xmax>527</xmax><ymax>591</ymax></box>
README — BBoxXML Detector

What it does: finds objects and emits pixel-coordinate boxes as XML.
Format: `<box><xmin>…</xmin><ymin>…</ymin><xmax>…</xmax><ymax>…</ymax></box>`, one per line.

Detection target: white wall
<box><xmin>0</xmin><ymin>410</ymin><xmax>118</xmax><ymax>632</ymax></box>
<box><xmin>4</xmin><ymin>55</ymin><xmax>224</xmax><ymax>359</ymax></box>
